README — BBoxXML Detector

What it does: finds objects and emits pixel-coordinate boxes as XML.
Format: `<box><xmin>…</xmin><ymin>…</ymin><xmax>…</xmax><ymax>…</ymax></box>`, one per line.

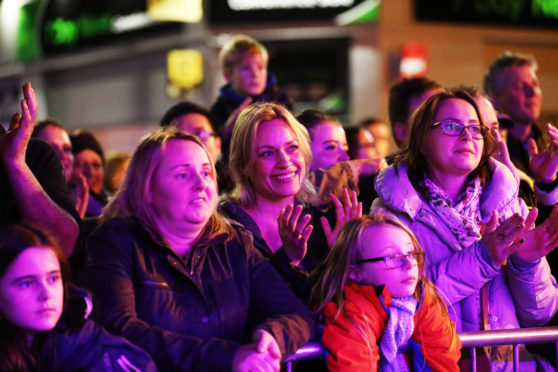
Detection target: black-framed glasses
<box><xmin>431</xmin><ymin>119</ymin><xmax>486</xmax><ymax>139</ymax></box>
<box><xmin>356</xmin><ymin>251</ymin><xmax>425</xmax><ymax>269</ymax></box>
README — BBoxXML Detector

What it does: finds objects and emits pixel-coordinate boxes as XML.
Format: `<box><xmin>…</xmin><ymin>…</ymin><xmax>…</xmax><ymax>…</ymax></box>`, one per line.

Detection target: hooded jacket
<box><xmin>372</xmin><ymin>160</ymin><xmax>558</xmax><ymax>369</ymax></box>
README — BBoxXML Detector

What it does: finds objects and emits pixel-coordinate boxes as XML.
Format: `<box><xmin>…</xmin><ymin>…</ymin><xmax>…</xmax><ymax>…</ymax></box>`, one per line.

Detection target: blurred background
<box><xmin>1</xmin><ymin>0</ymin><xmax>557</xmax><ymax>154</ymax></box>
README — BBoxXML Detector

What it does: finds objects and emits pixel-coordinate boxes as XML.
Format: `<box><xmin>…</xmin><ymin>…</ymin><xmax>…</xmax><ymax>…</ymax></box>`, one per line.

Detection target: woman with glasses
<box><xmin>372</xmin><ymin>88</ymin><xmax>558</xmax><ymax>370</ymax></box>
<box><xmin>310</xmin><ymin>214</ymin><xmax>461</xmax><ymax>371</ymax></box>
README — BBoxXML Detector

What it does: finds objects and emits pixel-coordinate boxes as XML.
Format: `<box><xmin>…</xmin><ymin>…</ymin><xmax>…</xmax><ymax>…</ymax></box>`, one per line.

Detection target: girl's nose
<box><xmin>401</xmin><ymin>254</ymin><xmax>417</xmax><ymax>269</ymax></box>
<box><xmin>37</xmin><ymin>282</ymin><xmax>52</xmax><ymax>301</ymax></box>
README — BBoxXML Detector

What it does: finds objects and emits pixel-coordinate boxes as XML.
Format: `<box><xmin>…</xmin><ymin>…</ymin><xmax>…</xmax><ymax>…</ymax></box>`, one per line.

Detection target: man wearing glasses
<box><xmin>160</xmin><ymin>101</ymin><xmax>234</xmax><ymax>194</ymax></box>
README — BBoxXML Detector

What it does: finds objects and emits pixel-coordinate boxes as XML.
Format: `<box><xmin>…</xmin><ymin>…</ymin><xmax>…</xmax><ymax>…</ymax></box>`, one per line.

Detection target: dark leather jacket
<box><xmin>81</xmin><ymin>217</ymin><xmax>314</xmax><ymax>371</ymax></box>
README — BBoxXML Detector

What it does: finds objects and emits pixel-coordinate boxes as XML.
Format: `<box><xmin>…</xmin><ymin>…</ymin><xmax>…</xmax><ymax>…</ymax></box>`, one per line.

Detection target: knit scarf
<box><xmin>379</xmin><ymin>296</ymin><xmax>418</xmax><ymax>372</ymax></box>
<box><xmin>421</xmin><ymin>176</ymin><xmax>483</xmax><ymax>249</ymax></box>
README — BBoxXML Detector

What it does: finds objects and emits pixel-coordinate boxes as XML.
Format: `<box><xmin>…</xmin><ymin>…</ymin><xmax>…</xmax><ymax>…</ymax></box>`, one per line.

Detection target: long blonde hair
<box><xmin>310</xmin><ymin>214</ymin><xmax>447</xmax><ymax>318</ymax></box>
<box><xmin>228</xmin><ymin>102</ymin><xmax>316</xmax><ymax>208</ymax></box>
<box><xmin>103</xmin><ymin>128</ymin><xmax>232</xmax><ymax>244</ymax></box>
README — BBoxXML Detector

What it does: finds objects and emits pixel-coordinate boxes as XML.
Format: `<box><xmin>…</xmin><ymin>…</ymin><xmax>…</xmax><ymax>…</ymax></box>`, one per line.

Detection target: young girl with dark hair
<box><xmin>0</xmin><ymin>223</ymin><xmax>156</xmax><ymax>372</ymax></box>
<box><xmin>310</xmin><ymin>214</ymin><xmax>461</xmax><ymax>371</ymax></box>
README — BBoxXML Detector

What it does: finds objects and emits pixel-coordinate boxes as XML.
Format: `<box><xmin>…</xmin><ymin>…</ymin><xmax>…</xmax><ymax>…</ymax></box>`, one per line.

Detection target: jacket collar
<box><xmin>375</xmin><ymin>159</ymin><xmax>519</xmax><ymax>223</ymax></box>
<box><xmin>374</xmin><ymin>163</ymin><xmax>423</xmax><ymax>219</ymax></box>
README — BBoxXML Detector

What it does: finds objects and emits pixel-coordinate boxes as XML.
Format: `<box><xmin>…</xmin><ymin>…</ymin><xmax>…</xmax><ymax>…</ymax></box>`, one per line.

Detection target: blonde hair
<box><xmin>219</xmin><ymin>34</ymin><xmax>268</xmax><ymax>77</ymax></box>
<box><xmin>103</xmin><ymin>128</ymin><xmax>232</xmax><ymax>244</ymax></box>
<box><xmin>227</xmin><ymin>102</ymin><xmax>315</xmax><ymax>208</ymax></box>
<box><xmin>310</xmin><ymin>214</ymin><xmax>447</xmax><ymax>317</ymax></box>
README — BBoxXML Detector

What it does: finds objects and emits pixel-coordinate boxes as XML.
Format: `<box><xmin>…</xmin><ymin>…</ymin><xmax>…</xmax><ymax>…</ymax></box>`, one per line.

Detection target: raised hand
<box><xmin>514</xmin><ymin>205</ymin><xmax>558</xmax><ymax>263</ymax></box>
<box><xmin>71</xmin><ymin>172</ymin><xmax>90</xmax><ymax>218</ymax></box>
<box><xmin>0</xmin><ymin>82</ymin><xmax>38</xmax><ymax>166</ymax></box>
<box><xmin>321</xmin><ymin>188</ymin><xmax>362</xmax><ymax>248</ymax></box>
<box><xmin>528</xmin><ymin>123</ymin><xmax>558</xmax><ymax>183</ymax></box>
<box><xmin>491</xmin><ymin>127</ymin><xmax>519</xmax><ymax>182</ymax></box>
<box><xmin>278</xmin><ymin>204</ymin><xmax>313</xmax><ymax>266</ymax></box>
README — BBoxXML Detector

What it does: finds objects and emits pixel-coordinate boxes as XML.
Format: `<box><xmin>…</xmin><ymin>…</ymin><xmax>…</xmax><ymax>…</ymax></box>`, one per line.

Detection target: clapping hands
<box><xmin>528</xmin><ymin>123</ymin><xmax>558</xmax><ymax>183</ymax></box>
<box><xmin>482</xmin><ymin>205</ymin><xmax>558</xmax><ymax>267</ymax></box>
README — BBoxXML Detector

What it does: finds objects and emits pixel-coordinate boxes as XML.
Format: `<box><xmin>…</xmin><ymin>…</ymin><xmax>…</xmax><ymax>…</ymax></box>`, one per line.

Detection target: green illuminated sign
<box><xmin>532</xmin><ymin>0</ymin><xmax>558</xmax><ymax>19</ymax></box>
<box><xmin>415</xmin><ymin>0</ymin><xmax>558</xmax><ymax>28</ymax></box>
<box><xmin>44</xmin><ymin>13</ymin><xmax>112</xmax><ymax>47</ymax></box>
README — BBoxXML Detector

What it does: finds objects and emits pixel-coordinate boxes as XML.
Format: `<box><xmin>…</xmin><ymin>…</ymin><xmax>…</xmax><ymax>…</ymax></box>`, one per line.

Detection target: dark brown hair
<box><xmin>0</xmin><ymin>223</ymin><xmax>69</xmax><ymax>372</ymax></box>
<box><xmin>396</xmin><ymin>88</ymin><xmax>497</xmax><ymax>196</ymax></box>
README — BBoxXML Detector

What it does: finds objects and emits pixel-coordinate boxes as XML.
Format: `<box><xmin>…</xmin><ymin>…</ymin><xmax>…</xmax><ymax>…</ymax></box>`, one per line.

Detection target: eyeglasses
<box><xmin>356</xmin><ymin>251</ymin><xmax>425</xmax><ymax>269</ymax></box>
<box><xmin>196</xmin><ymin>131</ymin><xmax>216</xmax><ymax>140</ymax></box>
<box><xmin>431</xmin><ymin>119</ymin><xmax>486</xmax><ymax>139</ymax></box>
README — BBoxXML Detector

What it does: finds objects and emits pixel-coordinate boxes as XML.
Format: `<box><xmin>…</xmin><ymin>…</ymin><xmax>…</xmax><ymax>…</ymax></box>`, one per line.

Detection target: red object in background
<box><xmin>399</xmin><ymin>42</ymin><xmax>428</xmax><ymax>79</ymax></box>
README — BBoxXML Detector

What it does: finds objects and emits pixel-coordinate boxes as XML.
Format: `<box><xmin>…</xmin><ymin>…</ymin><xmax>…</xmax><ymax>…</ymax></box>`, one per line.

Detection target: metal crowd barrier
<box><xmin>459</xmin><ymin>327</ymin><xmax>558</xmax><ymax>372</ymax></box>
<box><xmin>284</xmin><ymin>327</ymin><xmax>558</xmax><ymax>372</ymax></box>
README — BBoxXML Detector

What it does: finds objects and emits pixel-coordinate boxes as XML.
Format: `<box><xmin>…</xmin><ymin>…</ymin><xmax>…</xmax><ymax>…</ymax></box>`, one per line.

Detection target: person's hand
<box><xmin>71</xmin><ymin>172</ymin><xmax>90</xmax><ymax>218</ymax></box>
<box><xmin>252</xmin><ymin>329</ymin><xmax>281</xmax><ymax>362</ymax></box>
<box><xmin>0</xmin><ymin>82</ymin><xmax>38</xmax><ymax>167</ymax></box>
<box><xmin>278</xmin><ymin>204</ymin><xmax>313</xmax><ymax>266</ymax></box>
<box><xmin>223</xmin><ymin>97</ymin><xmax>253</xmax><ymax>138</ymax></box>
<box><xmin>321</xmin><ymin>188</ymin><xmax>362</xmax><ymax>248</ymax></box>
<box><xmin>514</xmin><ymin>206</ymin><xmax>558</xmax><ymax>263</ymax></box>
<box><xmin>491</xmin><ymin>128</ymin><xmax>519</xmax><ymax>182</ymax></box>
<box><xmin>528</xmin><ymin>123</ymin><xmax>558</xmax><ymax>183</ymax></box>
<box><xmin>232</xmin><ymin>330</ymin><xmax>281</xmax><ymax>372</ymax></box>
<box><xmin>481</xmin><ymin>212</ymin><xmax>525</xmax><ymax>267</ymax></box>
<box><xmin>349</xmin><ymin>158</ymin><xmax>387</xmax><ymax>177</ymax></box>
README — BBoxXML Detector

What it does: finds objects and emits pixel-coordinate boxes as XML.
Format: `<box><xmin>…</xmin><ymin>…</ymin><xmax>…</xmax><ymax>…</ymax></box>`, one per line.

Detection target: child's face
<box><xmin>352</xmin><ymin>224</ymin><xmax>419</xmax><ymax>298</ymax></box>
<box><xmin>227</xmin><ymin>53</ymin><xmax>268</xmax><ymax>97</ymax></box>
<box><xmin>0</xmin><ymin>247</ymin><xmax>63</xmax><ymax>332</ymax></box>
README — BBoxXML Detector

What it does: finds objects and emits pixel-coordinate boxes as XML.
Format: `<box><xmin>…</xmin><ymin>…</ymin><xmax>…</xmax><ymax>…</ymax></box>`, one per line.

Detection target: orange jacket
<box><xmin>322</xmin><ymin>282</ymin><xmax>461</xmax><ymax>372</ymax></box>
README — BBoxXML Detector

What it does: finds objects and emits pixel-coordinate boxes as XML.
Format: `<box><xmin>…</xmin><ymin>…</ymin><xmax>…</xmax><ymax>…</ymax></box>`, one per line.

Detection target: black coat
<box><xmin>80</xmin><ymin>217</ymin><xmax>314</xmax><ymax>371</ymax></box>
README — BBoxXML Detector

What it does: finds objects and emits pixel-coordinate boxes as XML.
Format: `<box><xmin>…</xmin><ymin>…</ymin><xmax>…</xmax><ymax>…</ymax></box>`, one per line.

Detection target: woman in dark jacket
<box><xmin>80</xmin><ymin>128</ymin><xmax>314</xmax><ymax>372</ymax></box>
<box><xmin>0</xmin><ymin>223</ymin><xmax>156</xmax><ymax>372</ymax></box>
<box><xmin>220</xmin><ymin>102</ymin><xmax>361</xmax><ymax>300</ymax></box>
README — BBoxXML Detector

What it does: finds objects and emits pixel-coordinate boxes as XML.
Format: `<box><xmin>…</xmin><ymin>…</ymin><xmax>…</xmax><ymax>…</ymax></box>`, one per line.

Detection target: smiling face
<box><xmin>0</xmin><ymin>246</ymin><xmax>63</xmax><ymax>332</ymax></box>
<box><xmin>226</xmin><ymin>52</ymin><xmax>268</xmax><ymax>97</ymax></box>
<box><xmin>36</xmin><ymin>125</ymin><xmax>74</xmax><ymax>181</ymax></box>
<box><xmin>354</xmin><ymin>224</ymin><xmax>419</xmax><ymax>298</ymax></box>
<box><xmin>421</xmin><ymin>98</ymin><xmax>484</xmax><ymax>180</ymax></box>
<box><xmin>492</xmin><ymin>65</ymin><xmax>542</xmax><ymax>127</ymax></box>
<box><xmin>250</xmin><ymin>119</ymin><xmax>305</xmax><ymax>203</ymax></box>
<box><xmin>148</xmin><ymin>139</ymin><xmax>217</xmax><ymax>234</ymax></box>
<box><xmin>309</xmin><ymin>121</ymin><xmax>349</xmax><ymax>170</ymax></box>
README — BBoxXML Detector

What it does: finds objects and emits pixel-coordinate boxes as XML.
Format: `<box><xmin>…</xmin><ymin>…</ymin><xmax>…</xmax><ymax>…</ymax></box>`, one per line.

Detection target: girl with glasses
<box><xmin>310</xmin><ymin>214</ymin><xmax>461</xmax><ymax>371</ymax></box>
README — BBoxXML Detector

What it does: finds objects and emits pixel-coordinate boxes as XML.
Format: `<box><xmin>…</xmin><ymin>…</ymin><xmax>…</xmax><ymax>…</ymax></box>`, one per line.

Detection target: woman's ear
<box><xmin>348</xmin><ymin>265</ymin><xmax>361</xmax><ymax>282</ymax></box>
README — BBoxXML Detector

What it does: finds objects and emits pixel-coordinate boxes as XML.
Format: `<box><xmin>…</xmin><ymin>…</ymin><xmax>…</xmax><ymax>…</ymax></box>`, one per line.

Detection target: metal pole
<box><xmin>513</xmin><ymin>344</ymin><xmax>519</xmax><ymax>372</ymax></box>
<box><xmin>471</xmin><ymin>347</ymin><xmax>477</xmax><ymax>372</ymax></box>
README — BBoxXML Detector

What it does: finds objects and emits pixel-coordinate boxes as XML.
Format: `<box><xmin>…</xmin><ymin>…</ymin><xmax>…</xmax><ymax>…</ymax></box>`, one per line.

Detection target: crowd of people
<box><xmin>1</xmin><ymin>33</ymin><xmax>558</xmax><ymax>371</ymax></box>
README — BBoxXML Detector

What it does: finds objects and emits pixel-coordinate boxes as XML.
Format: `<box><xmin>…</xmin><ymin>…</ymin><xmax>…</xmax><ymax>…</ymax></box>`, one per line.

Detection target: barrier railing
<box><xmin>284</xmin><ymin>327</ymin><xmax>558</xmax><ymax>372</ymax></box>
<box><xmin>459</xmin><ymin>327</ymin><xmax>558</xmax><ymax>372</ymax></box>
